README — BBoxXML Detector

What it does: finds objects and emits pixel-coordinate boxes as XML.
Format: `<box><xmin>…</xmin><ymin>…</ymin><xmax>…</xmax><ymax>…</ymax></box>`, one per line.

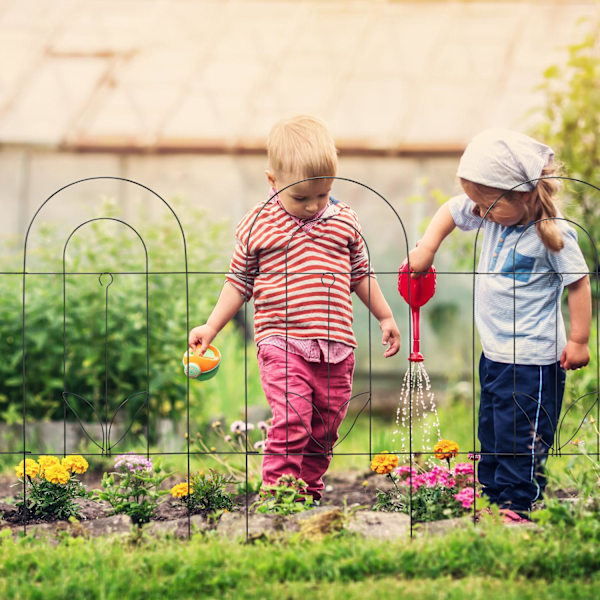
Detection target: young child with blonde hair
<box><xmin>189</xmin><ymin>115</ymin><xmax>400</xmax><ymax>501</ymax></box>
<box><xmin>409</xmin><ymin>128</ymin><xmax>591</xmax><ymax>520</ymax></box>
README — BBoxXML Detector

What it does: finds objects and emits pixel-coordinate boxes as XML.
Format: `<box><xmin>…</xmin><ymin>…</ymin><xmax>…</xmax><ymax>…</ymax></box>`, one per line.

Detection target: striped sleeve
<box><xmin>225</xmin><ymin>206</ymin><xmax>261</xmax><ymax>301</ymax></box>
<box><xmin>347</xmin><ymin>209</ymin><xmax>373</xmax><ymax>289</ymax></box>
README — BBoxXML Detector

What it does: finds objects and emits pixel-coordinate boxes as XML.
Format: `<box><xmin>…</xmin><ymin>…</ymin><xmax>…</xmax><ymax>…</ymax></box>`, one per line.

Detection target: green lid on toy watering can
<box><xmin>182</xmin><ymin>345</ymin><xmax>221</xmax><ymax>381</ymax></box>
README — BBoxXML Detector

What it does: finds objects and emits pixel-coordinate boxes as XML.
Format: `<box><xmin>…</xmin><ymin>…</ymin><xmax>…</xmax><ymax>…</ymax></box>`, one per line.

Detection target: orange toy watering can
<box><xmin>182</xmin><ymin>345</ymin><xmax>221</xmax><ymax>381</ymax></box>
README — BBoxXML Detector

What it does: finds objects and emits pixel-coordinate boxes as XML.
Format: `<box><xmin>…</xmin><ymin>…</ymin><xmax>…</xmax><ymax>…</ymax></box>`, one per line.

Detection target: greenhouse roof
<box><xmin>0</xmin><ymin>0</ymin><xmax>595</xmax><ymax>153</ymax></box>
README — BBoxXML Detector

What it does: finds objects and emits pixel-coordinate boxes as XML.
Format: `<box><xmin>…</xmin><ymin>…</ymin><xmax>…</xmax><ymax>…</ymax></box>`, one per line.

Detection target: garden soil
<box><xmin>0</xmin><ymin>470</ymin><xmax>390</xmax><ymax>535</ymax></box>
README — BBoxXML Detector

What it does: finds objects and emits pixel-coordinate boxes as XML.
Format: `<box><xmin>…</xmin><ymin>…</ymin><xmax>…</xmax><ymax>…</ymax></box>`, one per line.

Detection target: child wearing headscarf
<box><xmin>409</xmin><ymin>128</ymin><xmax>591</xmax><ymax>521</ymax></box>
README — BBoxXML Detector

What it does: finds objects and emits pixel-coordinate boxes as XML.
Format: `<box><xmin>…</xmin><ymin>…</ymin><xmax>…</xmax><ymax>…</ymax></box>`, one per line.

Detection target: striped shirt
<box><xmin>226</xmin><ymin>196</ymin><xmax>371</xmax><ymax>348</ymax></box>
<box><xmin>449</xmin><ymin>193</ymin><xmax>589</xmax><ymax>365</ymax></box>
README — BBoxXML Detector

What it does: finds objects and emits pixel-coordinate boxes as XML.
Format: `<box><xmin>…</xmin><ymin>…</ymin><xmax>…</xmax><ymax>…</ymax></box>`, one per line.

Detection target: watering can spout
<box><xmin>398</xmin><ymin>259</ymin><xmax>436</xmax><ymax>362</ymax></box>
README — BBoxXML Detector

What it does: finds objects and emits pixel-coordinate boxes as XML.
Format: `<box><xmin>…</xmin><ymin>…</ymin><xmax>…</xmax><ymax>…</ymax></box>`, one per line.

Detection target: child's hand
<box><xmin>188</xmin><ymin>324</ymin><xmax>218</xmax><ymax>355</ymax></box>
<box><xmin>560</xmin><ymin>340</ymin><xmax>590</xmax><ymax>370</ymax></box>
<box><xmin>408</xmin><ymin>243</ymin><xmax>435</xmax><ymax>279</ymax></box>
<box><xmin>380</xmin><ymin>316</ymin><xmax>400</xmax><ymax>357</ymax></box>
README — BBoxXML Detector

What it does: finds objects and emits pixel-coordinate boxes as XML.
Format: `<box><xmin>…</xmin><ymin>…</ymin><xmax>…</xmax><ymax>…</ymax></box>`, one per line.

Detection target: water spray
<box><xmin>394</xmin><ymin>259</ymin><xmax>441</xmax><ymax>464</ymax></box>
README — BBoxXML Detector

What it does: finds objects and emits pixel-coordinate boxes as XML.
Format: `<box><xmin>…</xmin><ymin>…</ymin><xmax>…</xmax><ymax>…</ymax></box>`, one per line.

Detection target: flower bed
<box><xmin>370</xmin><ymin>441</ymin><xmax>483</xmax><ymax>522</ymax></box>
<box><xmin>7</xmin><ymin>435</ymin><xmax>598</xmax><ymax>535</ymax></box>
<box><xmin>0</xmin><ymin>441</ymin><xmax>480</xmax><ymax>531</ymax></box>
<box><xmin>0</xmin><ymin>474</ymin><xmax>377</xmax><ymax>540</ymax></box>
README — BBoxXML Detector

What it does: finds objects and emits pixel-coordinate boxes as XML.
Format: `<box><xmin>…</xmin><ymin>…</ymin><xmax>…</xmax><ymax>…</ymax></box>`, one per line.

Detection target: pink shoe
<box><xmin>499</xmin><ymin>508</ymin><xmax>530</xmax><ymax>524</ymax></box>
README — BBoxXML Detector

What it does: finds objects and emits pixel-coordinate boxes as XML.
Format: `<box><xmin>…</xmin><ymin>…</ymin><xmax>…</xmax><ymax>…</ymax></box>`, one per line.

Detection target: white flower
<box><xmin>254</xmin><ymin>440</ymin><xmax>265</xmax><ymax>451</ymax></box>
<box><xmin>257</xmin><ymin>421</ymin><xmax>269</xmax><ymax>432</ymax></box>
<box><xmin>230</xmin><ymin>420</ymin><xmax>245</xmax><ymax>433</ymax></box>
<box><xmin>245</xmin><ymin>422</ymin><xmax>255</xmax><ymax>431</ymax></box>
<box><xmin>224</xmin><ymin>435</ymin><xmax>232</xmax><ymax>443</ymax></box>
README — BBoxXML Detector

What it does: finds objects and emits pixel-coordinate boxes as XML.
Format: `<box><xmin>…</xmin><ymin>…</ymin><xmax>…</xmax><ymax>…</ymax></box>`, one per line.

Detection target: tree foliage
<box><xmin>531</xmin><ymin>13</ymin><xmax>600</xmax><ymax>272</ymax></box>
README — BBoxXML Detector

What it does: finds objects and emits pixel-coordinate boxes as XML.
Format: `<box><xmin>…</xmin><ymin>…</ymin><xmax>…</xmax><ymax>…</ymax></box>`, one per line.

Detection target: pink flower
<box><xmin>394</xmin><ymin>465</ymin><xmax>417</xmax><ymax>482</ymax></box>
<box><xmin>454</xmin><ymin>486</ymin><xmax>480</xmax><ymax>509</ymax></box>
<box><xmin>426</xmin><ymin>466</ymin><xmax>455</xmax><ymax>488</ymax></box>
<box><xmin>454</xmin><ymin>462</ymin><xmax>474</xmax><ymax>476</ymax></box>
<box><xmin>403</xmin><ymin>466</ymin><xmax>455</xmax><ymax>490</ymax></box>
<box><xmin>453</xmin><ymin>462</ymin><xmax>476</xmax><ymax>488</ymax></box>
<box><xmin>468</xmin><ymin>453</ymin><xmax>480</xmax><ymax>462</ymax></box>
<box><xmin>114</xmin><ymin>454</ymin><xmax>153</xmax><ymax>474</ymax></box>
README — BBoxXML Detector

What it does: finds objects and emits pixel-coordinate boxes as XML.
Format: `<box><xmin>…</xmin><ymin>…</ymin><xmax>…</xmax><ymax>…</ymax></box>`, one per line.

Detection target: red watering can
<box><xmin>398</xmin><ymin>259</ymin><xmax>436</xmax><ymax>362</ymax></box>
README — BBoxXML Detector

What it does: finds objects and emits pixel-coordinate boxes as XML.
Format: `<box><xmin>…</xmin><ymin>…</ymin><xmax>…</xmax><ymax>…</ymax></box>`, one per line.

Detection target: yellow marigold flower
<box><xmin>370</xmin><ymin>451</ymin><xmax>399</xmax><ymax>475</ymax></box>
<box><xmin>15</xmin><ymin>459</ymin><xmax>40</xmax><ymax>479</ymax></box>
<box><xmin>171</xmin><ymin>482</ymin><xmax>193</xmax><ymax>498</ymax></box>
<box><xmin>37</xmin><ymin>456</ymin><xmax>60</xmax><ymax>475</ymax></box>
<box><xmin>433</xmin><ymin>439</ymin><xmax>459</xmax><ymax>461</ymax></box>
<box><xmin>44</xmin><ymin>464</ymin><xmax>70</xmax><ymax>485</ymax></box>
<box><xmin>62</xmin><ymin>455</ymin><xmax>89</xmax><ymax>474</ymax></box>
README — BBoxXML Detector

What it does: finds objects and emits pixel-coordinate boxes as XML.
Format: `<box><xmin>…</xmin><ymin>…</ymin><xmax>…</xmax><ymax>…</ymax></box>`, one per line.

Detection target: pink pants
<box><xmin>257</xmin><ymin>345</ymin><xmax>355</xmax><ymax>500</ymax></box>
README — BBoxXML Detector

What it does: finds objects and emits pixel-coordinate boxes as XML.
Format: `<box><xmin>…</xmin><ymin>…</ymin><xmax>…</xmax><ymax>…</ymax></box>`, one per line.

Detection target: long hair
<box><xmin>530</xmin><ymin>164</ymin><xmax>564</xmax><ymax>252</ymax></box>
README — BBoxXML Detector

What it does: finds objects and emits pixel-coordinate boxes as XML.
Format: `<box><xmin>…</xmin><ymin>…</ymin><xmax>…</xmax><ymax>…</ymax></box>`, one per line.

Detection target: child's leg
<box><xmin>517</xmin><ymin>361</ymin><xmax>565</xmax><ymax>501</ymax></box>
<box><xmin>490</xmin><ymin>360</ymin><xmax>565</xmax><ymax>512</ymax></box>
<box><xmin>257</xmin><ymin>345</ymin><xmax>316</xmax><ymax>487</ymax></box>
<box><xmin>478</xmin><ymin>354</ymin><xmax>500</xmax><ymax>504</ymax></box>
<box><xmin>300</xmin><ymin>353</ymin><xmax>355</xmax><ymax>500</ymax></box>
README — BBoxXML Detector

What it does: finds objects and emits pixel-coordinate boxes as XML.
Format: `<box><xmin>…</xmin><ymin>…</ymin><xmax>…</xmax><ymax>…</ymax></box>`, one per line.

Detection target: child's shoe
<box><xmin>498</xmin><ymin>508</ymin><xmax>530</xmax><ymax>524</ymax></box>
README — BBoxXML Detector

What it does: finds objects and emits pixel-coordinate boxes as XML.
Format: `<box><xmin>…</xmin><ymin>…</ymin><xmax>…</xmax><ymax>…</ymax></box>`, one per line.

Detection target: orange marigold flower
<box><xmin>433</xmin><ymin>439</ymin><xmax>459</xmax><ymax>461</ymax></box>
<box><xmin>171</xmin><ymin>482</ymin><xmax>193</xmax><ymax>498</ymax></box>
<box><xmin>370</xmin><ymin>451</ymin><xmax>399</xmax><ymax>475</ymax></box>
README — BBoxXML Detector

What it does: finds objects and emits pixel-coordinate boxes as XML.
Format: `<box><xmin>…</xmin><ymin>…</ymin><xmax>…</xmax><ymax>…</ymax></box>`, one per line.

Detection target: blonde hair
<box><xmin>461</xmin><ymin>164</ymin><xmax>564</xmax><ymax>252</ymax></box>
<box><xmin>266</xmin><ymin>115</ymin><xmax>338</xmax><ymax>178</ymax></box>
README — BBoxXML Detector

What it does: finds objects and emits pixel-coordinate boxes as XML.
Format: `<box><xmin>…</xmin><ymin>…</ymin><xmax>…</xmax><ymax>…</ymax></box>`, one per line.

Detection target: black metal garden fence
<box><xmin>2</xmin><ymin>175</ymin><xmax>598</xmax><ymax>537</ymax></box>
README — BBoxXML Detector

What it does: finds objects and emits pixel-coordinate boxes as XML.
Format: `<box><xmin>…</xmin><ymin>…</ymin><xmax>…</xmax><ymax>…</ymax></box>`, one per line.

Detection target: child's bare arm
<box><xmin>561</xmin><ymin>275</ymin><xmax>591</xmax><ymax>370</ymax></box>
<box><xmin>188</xmin><ymin>282</ymin><xmax>245</xmax><ymax>354</ymax></box>
<box><xmin>354</xmin><ymin>276</ymin><xmax>400</xmax><ymax>357</ymax></box>
<box><xmin>409</xmin><ymin>203</ymin><xmax>456</xmax><ymax>277</ymax></box>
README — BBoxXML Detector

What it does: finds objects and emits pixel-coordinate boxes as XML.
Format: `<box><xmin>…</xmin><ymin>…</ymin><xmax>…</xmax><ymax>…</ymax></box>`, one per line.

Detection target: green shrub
<box><xmin>253</xmin><ymin>474</ymin><xmax>314</xmax><ymax>515</ymax></box>
<box><xmin>95</xmin><ymin>454</ymin><xmax>169</xmax><ymax>525</ymax></box>
<box><xmin>0</xmin><ymin>199</ymin><xmax>246</xmax><ymax>431</ymax></box>
<box><xmin>171</xmin><ymin>468</ymin><xmax>237</xmax><ymax>513</ymax></box>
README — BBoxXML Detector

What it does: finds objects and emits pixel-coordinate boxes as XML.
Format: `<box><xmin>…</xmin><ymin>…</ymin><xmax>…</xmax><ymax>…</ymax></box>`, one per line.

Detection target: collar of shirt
<box><xmin>271</xmin><ymin>187</ymin><xmax>333</xmax><ymax>231</ymax></box>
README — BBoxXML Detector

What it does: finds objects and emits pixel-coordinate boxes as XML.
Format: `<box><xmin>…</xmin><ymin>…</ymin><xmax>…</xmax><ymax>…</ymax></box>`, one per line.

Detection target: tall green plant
<box><xmin>0</xmin><ymin>199</ymin><xmax>233</xmax><ymax>430</ymax></box>
<box><xmin>531</xmin><ymin>12</ymin><xmax>600</xmax><ymax>271</ymax></box>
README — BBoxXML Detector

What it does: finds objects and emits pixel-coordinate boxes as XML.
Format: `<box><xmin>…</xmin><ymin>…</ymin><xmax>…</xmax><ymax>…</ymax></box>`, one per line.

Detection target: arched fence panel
<box><xmin>0</xmin><ymin>174</ymin><xmax>598</xmax><ymax>537</ymax></box>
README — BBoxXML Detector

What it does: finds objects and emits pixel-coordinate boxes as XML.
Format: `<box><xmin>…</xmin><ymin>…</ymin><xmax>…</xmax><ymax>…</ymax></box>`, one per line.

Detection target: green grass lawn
<box><xmin>1</xmin><ymin>388</ymin><xmax>599</xmax><ymax>600</ymax></box>
<box><xmin>1</xmin><ymin>511</ymin><xmax>599</xmax><ymax>600</ymax></box>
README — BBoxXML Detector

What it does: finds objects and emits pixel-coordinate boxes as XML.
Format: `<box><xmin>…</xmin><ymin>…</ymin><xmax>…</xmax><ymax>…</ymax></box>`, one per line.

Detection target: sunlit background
<box><xmin>0</xmin><ymin>0</ymin><xmax>597</xmax><ymax>463</ymax></box>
